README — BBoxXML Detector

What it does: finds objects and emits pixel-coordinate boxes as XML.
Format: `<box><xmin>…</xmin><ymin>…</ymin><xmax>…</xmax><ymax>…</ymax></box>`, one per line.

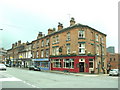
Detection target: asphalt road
<box><xmin>0</xmin><ymin>67</ymin><xmax>119</xmax><ymax>88</ymax></box>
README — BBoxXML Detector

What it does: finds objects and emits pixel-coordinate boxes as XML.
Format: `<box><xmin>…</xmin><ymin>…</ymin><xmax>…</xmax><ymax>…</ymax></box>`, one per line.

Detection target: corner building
<box><xmin>32</xmin><ymin>18</ymin><xmax>107</xmax><ymax>74</ymax></box>
<box><xmin>49</xmin><ymin>18</ymin><xmax>107</xmax><ymax>74</ymax></box>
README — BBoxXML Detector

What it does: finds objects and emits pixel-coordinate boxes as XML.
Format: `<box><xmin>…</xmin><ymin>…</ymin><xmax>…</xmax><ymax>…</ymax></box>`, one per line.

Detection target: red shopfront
<box><xmin>50</xmin><ymin>56</ymin><xmax>95</xmax><ymax>73</ymax></box>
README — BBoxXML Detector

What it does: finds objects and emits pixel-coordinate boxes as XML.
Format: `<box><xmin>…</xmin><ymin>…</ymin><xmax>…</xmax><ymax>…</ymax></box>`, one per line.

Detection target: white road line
<box><xmin>0</xmin><ymin>73</ymin><xmax>39</xmax><ymax>88</ymax></box>
<box><xmin>22</xmin><ymin>81</ymin><xmax>39</xmax><ymax>88</ymax></box>
<box><xmin>0</xmin><ymin>77</ymin><xmax>22</xmax><ymax>81</ymax></box>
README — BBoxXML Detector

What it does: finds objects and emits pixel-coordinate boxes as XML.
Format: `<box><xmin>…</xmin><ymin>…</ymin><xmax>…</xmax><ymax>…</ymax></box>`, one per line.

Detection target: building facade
<box><xmin>30</xmin><ymin>18</ymin><xmax>107</xmax><ymax>74</ymax></box>
<box><xmin>6</xmin><ymin>18</ymin><xmax>107</xmax><ymax>74</ymax></box>
<box><xmin>107</xmin><ymin>52</ymin><xmax>120</xmax><ymax>70</ymax></box>
<box><xmin>0</xmin><ymin>48</ymin><xmax>7</xmax><ymax>64</ymax></box>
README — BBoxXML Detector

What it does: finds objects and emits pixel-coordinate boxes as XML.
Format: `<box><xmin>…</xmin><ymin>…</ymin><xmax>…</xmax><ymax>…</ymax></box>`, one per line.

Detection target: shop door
<box><xmin>79</xmin><ymin>62</ymin><xmax>84</xmax><ymax>72</ymax></box>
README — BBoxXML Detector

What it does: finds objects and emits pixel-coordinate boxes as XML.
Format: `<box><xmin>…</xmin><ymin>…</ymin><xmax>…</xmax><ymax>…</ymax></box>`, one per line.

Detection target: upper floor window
<box><xmin>96</xmin><ymin>45</ymin><xmax>99</xmax><ymax>55</ymax></box>
<box><xmin>41</xmin><ymin>40</ymin><xmax>44</xmax><ymax>47</ymax></box>
<box><xmin>36</xmin><ymin>41</ymin><xmax>39</xmax><ymax>48</ymax></box>
<box><xmin>56</xmin><ymin>36</ymin><xmax>59</xmax><ymax>43</ymax></box>
<box><xmin>102</xmin><ymin>37</ymin><xmax>104</xmax><ymax>43</ymax></box>
<box><xmin>96</xmin><ymin>34</ymin><xmax>98</xmax><ymax>41</ymax></box>
<box><xmin>52</xmin><ymin>47</ymin><xmax>59</xmax><ymax>55</ymax></box>
<box><xmin>66</xmin><ymin>44</ymin><xmax>70</xmax><ymax>54</ymax></box>
<box><xmin>46</xmin><ymin>38</ymin><xmax>50</xmax><ymax>46</ymax></box>
<box><xmin>36</xmin><ymin>51</ymin><xmax>38</xmax><ymax>58</ymax></box>
<box><xmin>52</xmin><ymin>37</ymin><xmax>55</xmax><ymax>44</ymax></box>
<box><xmin>67</xmin><ymin>32</ymin><xmax>70</xmax><ymax>41</ymax></box>
<box><xmin>78</xmin><ymin>43</ymin><xmax>85</xmax><ymax>54</ymax></box>
<box><xmin>52</xmin><ymin>47</ymin><xmax>56</xmax><ymax>56</ymax></box>
<box><xmin>102</xmin><ymin>47</ymin><xmax>104</xmax><ymax>55</ymax></box>
<box><xmin>46</xmin><ymin>49</ymin><xmax>49</xmax><ymax>57</ymax></box>
<box><xmin>41</xmin><ymin>50</ymin><xmax>44</xmax><ymax>58</ymax></box>
<box><xmin>78</xmin><ymin>30</ymin><xmax>85</xmax><ymax>38</ymax></box>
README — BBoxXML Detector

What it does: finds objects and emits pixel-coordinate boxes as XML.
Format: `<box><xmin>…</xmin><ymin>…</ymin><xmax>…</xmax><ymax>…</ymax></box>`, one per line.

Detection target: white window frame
<box><xmin>89</xmin><ymin>59</ymin><xmax>94</xmax><ymax>69</ymax></box>
<box><xmin>79</xmin><ymin>43</ymin><xmax>85</xmax><ymax>54</ymax></box>
<box><xmin>41</xmin><ymin>50</ymin><xmax>44</xmax><ymax>57</ymax></box>
<box><xmin>46</xmin><ymin>49</ymin><xmax>49</xmax><ymax>57</ymax></box>
<box><xmin>56</xmin><ymin>36</ymin><xmax>59</xmax><ymax>43</ymax></box>
<box><xmin>63</xmin><ymin>59</ymin><xmax>74</xmax><ymax>68</ymax></box>
<box><xmin>56</xmin><ymin>47</ymin><xmax>59</xmax><ymax>55</ymax></box>
<box><xmin>67</xmin><ymin>32</ymin><xmax>70</xmax><ymax>41</ymax></box>
<box><xmin>36</xmin><ymin>51</ymin><xmax>38</xmax><ymax>58</ymax></box>
<box><xmin>66</xmin><ymin>45</ymin><xmax>70</xmax><ymax>54</ymax></box>
<box><xmin>41</xmin><ymin>40</ymin><xmax>44</xmax><ymax>47</ymax></box>
<box><xmin>96</xmin><ymin>45</ymin><xmax>99</xmax><ymax>55</ymax></box>
<box><xmin>78</xmin><ymin>30</ymin><xmax>85</xmax><ymax>38</ymax></box>
<box><xmin>46</xmin><ymin>39</ymin><xmax>50</xmax><ymax>46</ymax></box>
<box><xmin>52</xmin><ymin>48</ymin><xmax>55</xmax><ymax>55</ymax></box>
<box><xmin>53</xmin><ymin>59</ymin><xmax>61</xmax><ymax>68</ymax></box>
<box><xmin>96</xmin><ymin>34</ymin><xmax>98</xmax><ymax>41</ymax></box>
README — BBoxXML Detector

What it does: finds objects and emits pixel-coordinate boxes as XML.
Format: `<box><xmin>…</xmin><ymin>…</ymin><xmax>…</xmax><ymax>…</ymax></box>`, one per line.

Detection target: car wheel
<box><xmin>109</xmin><ymin>74</ymin><xmax>112</xmax><ymax>76</ymax></box>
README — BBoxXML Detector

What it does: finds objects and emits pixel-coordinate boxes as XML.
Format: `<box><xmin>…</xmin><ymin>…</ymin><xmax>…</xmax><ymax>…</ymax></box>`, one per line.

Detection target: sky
<box><xmin>0</xmin><ymin>0</ymin><xmax>119</xmax><ymax>53</ymax></box>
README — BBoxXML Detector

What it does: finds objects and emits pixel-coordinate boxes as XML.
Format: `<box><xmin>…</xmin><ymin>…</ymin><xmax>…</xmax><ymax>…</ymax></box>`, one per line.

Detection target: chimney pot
<box><xmin>70</xmin><ymin>17</ymin><xmax>76</xmax><ymax>26</ymax></box>
<box><xmin>58</xmin><ymin>22</ymin><xmax>63</xmax><ymax>30</ymax></box>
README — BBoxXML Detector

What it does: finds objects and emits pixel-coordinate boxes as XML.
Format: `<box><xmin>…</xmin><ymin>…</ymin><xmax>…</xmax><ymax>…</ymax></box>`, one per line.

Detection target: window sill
<box><xmin>78</xmin><ymin>38</ymin><xmax>86</xmax><ymax>40</ymax></box>
<box><xmin>66</xmin><ymin>40</ymin><xmax>71</xmax><ymax>42</ymax></box>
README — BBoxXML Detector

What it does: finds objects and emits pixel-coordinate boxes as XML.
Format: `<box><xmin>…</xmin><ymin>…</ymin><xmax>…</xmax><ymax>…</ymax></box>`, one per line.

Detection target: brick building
<box><xmin>0</xmin><ymin>48</ymin><xmax>7</xmax><ymax>64</ymax></box>
<box><xmin>107</xmin><ymin>52</ymin><xmax>120</xmax><ymax>70</ymax></box>
<box><xmin>31</xmin><ymin>18</ymin><xmax>107</xmax><ymax>74</ymax></box>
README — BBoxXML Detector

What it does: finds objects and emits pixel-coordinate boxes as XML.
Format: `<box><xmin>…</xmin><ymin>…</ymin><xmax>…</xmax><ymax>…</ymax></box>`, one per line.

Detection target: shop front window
<box><xmin>64</xmin><ymin>59</ymin><xmax>74</xmax><ymax>68</ymax></box>
<box><xmin>53</xmin><ymin>59</ymin><xmax>61</xmax><ymax>68</ymax></box>
<box><xmin>41</xmin><ymin>62</ymin><xmax>48</xmax><ymax>68</ymax></box>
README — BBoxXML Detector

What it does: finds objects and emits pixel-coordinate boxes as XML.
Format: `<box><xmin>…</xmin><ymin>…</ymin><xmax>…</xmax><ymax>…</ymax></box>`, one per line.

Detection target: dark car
<box><xmin>34</xmin><ymin>66</ymin><xmax>41</xmax><ymax>71</ymax></box>
<box><xmin>5</xmin><ymin>64</ymin><xmax>11</xmax><ymax>67</ymax></box>
<box><xmin>29</xmin><ymin>66</ymin><xmax>41</xmax><ymax>71</ymax></box>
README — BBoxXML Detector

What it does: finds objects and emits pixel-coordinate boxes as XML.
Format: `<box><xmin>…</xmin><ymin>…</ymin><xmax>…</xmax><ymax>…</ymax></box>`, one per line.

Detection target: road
<box><xmin>0</xmin><ymin>67</ymin><xmax>119</xmax><ymax>88</ymax></box>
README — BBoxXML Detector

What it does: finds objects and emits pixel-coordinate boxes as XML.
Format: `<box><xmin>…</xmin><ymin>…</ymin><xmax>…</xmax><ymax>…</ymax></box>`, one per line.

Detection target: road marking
<box><xmin>22</xmin><ymin>81</ymin><xmax>39</xmax><ymax>88</ymax></box>
<box><xmin>0</xmin><ymin>72</ymin><xmax>40</xmax><ymax>88</ymax></box>
<box><xmin>0</xmin><ymin>77</ymin><xmax>22</xmax><ymax>81</ymax></box>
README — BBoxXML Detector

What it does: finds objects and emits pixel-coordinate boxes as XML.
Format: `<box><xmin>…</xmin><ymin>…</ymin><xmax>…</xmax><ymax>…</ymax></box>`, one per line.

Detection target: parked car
<box><xmin>29</xmin><ymin>66</ymin><xmax>41</xmax><ymax>71</ymax></box>
<box><xmin>34</xmin><ymin>66</ymin><xmax>41</xmax><ymax>71</ymax></box>
<box><xmin>0</xmin><ymin>63</ymin><xmax>6</xmax><ymax>70</ymax></box>
<box><xmin>5</xmin><ymin>64</ymin><xmax>11</xmax><ymax>67</ymax></box>
<box><xmin>29</xmin><ymin>65</ymin><xmax>35</xmax><ymax>70</ymax></box>
<box><xmin>109</xmin><ymin>69</ymin><xmax>119</xmax><ymax>76</ymax></box>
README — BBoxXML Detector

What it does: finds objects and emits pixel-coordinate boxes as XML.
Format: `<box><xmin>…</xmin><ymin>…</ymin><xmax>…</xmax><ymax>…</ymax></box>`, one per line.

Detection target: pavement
<box><xmin>11</xmin><ymin>67</ymin><xmax>109</xmax><ymax>77</ymax></box>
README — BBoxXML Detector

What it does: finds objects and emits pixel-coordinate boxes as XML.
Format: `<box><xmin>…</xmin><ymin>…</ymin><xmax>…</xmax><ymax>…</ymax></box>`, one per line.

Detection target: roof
<box><xmin>34</xmin><ymin>23</ymin><xmax>107</xmax><ymax>42</ymax></box>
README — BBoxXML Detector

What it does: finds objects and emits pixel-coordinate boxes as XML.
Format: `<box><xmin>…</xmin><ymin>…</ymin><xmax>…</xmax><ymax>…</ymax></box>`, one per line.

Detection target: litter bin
<box><xmin>91</xmin><ymin>71</ymin><xmax>94</xmax><ymax>74</ymax></box>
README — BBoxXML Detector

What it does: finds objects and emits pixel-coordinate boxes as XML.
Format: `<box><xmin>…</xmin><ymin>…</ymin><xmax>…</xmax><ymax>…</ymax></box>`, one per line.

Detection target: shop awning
<box><xmin>32</xmin><ymin>58</ymin><xmax>49</xmax><ymax>61</ymax></box>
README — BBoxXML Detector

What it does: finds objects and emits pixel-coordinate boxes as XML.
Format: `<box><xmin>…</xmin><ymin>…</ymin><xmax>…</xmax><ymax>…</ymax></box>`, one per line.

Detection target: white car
<box><xmin>0</xmin><ymin>64</ymin><xmax>6</xmax><ymax>70</ymax></box>
<box><xmin>109</xmin><ymin>69</ymin><xmax>119</xmax><ymax>76</ymax></box>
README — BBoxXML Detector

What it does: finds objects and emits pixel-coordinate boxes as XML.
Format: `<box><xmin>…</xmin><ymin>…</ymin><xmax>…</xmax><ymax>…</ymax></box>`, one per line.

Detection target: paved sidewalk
<box><xmin>10</xmin><ymin>67</ymin><xmax>109</xmax><ymax>76</ymax></box>
<box><xmin>48</xmin><ymin>70</ymin><xmax>109</xmax><ymax>76</ymax></box>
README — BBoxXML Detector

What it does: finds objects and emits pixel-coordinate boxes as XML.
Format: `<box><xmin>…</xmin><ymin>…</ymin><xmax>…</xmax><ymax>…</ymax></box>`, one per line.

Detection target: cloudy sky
<box><xmin>0</xmin><ymin>0</ymin><xmax>119</xmax><ymax>53</ymax></box>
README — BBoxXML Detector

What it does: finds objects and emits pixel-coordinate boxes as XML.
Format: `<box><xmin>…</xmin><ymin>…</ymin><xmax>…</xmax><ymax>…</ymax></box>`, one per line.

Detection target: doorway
<box><xmin>79</xmin><ymin>62</ymin><xmax>84</xmax><ymax>72</ymax></box>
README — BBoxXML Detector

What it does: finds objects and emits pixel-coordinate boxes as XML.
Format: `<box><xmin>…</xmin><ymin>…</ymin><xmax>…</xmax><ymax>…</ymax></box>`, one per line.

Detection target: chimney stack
<box><xmin>37</xmin><ymin>32</ymin><xmax>42</xmax><ymax>39</ymax></box>
<box><xmin>48</xmin><ymin>28</ymin><xmax>55</xmax><ymax>34</ymax></box>
<box><xmin>58</xmin><ymin>22</ymin><xmax>63</xmax><ymax>30</ymax></box>
<box><xmin>18</xmin><ymin>40</ymin><xmax>21</xmax><ymax>46</ymax></box>
<box><xmin>70</xmin><ymin>17</ymin><xmax>76</xmax><ymax>26</ymax></box>
<box><xmin>15</xmin><ymin>42</ymin><xmax>17</xmax><ymax>46</ymax></box>
<box><xmin>12</xmin><ymin>44</ymin><xmax>14</xmax><ymax>48</ymax></box>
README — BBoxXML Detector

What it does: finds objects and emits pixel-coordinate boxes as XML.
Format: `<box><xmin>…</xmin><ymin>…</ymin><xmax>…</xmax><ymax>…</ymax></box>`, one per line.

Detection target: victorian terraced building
<box><xmin>31</xmin><ymin>18</ymin><xmax>107</xmax><ymax>74</ymax></box>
